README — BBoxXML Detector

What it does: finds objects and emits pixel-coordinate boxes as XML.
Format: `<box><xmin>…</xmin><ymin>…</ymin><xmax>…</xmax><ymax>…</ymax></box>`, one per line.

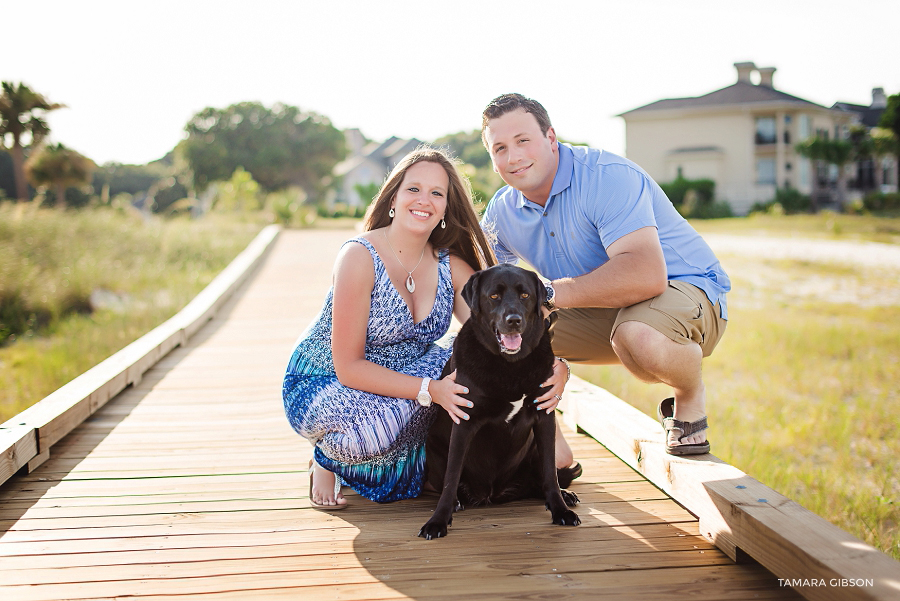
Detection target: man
<box><xmin>480</xmin><ymin>93</ymin><xmax>730</xmax><ymax>455</ymax></box>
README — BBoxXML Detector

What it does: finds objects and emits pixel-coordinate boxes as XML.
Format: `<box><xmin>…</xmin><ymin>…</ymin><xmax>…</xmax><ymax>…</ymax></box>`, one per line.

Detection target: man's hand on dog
<box><xmin>430</xmin><ymin>370</ymin><xmax>473</xmax><ymax>424</ymax></box>
<box><xmin>535</xmin><ymin>359</ymin><xmax>568</xmax><ymax>413</ymax></box>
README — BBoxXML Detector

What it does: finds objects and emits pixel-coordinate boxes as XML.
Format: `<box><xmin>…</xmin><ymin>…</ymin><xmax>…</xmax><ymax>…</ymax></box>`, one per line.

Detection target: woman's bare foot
<box><xmin>309</xmin><ymin>460</ymin><xmax>347</xmax><ymax>508</ymax></box>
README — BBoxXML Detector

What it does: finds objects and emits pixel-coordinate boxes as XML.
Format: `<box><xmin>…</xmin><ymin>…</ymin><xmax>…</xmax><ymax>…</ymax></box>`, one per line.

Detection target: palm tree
<box><xmin>24</xmin><ymin>143</ymin><xmax>94</xmax><ymax>209</ymax></box>
<box><xmin>0</xmin><ymin>82</ymin><xmax>65</xmax><ymax>202</ymax></box>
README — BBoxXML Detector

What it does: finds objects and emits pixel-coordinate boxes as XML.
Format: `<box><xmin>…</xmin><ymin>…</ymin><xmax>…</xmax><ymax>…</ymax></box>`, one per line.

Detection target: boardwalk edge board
<box><xmin>560</xmin><ymin>375</ymin><xmax>900</xmax><ymax>601</ymax></box>
<box><xmin>0</xmin><ymin>225</ymin><xmax>281</xmax><ymax>487</ymax></box>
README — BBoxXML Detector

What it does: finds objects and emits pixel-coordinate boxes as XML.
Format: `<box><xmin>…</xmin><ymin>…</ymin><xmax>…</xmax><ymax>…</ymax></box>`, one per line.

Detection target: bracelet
<box><xmin>556</xmin><ymin>357</ymin><xmax>571</xmax><ymax>382</ymax></box>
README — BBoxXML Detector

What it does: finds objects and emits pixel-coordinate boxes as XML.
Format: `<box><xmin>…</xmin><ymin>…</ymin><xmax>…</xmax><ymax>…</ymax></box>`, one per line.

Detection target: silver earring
<box><xmin>389</xmin><ymin>207</ymin><xmax>395</xmax><ymax>218</ymax></box>
<box><xmin>440</xmin><ymin>218</ymin><xmax>446</xmax><ymax>229</ymax></box>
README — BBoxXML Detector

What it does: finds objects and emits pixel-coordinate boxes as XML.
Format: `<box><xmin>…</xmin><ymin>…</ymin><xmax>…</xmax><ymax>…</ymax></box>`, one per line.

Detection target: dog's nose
<box><xmin>505</xmin><ymin>314</ymin><xmax>522</xmax><ymax>329</ymax></box>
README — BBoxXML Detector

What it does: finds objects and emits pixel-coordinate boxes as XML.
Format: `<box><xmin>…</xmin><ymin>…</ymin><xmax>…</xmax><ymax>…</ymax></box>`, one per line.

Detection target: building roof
<box><xmin>832</xmin><ymin>102</ymin><xmax>885</xmax><ymax>128</ymax></box>
<box><xmin>333</xmin><ymin>136</ymin><xmax>424</xmax><ymax>177</ymax></box>
<box><xmin>620</xmin><ymin>81</ymin><xmax>827</xmax><ymax>116</ymax></box>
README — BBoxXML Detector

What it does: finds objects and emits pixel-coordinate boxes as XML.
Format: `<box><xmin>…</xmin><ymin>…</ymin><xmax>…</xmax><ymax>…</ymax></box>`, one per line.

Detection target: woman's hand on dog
<box><xmin>430</xmin><ymin>370</ymin><xmax>473</xmax><ymax>424</ymax></box>
<box><xmin>535</xmin><ymin>359</ymin><xmax>569</xmax><ymax>413</ymax></box>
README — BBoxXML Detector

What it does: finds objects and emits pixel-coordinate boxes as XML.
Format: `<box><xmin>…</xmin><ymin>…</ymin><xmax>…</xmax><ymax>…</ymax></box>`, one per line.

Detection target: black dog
<box><xmin>418</xmin><ymin>264</ymin><xmax>580</xmax><ymax>540</ymax></box>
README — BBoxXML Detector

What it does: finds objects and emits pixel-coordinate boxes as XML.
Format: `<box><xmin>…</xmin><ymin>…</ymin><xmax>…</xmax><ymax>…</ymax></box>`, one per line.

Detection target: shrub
<box><xmin>317</xmin><ymin>202</ymin><xmax>366</xmax><ymax>219</ymax></box>
<box><xmin>267</xmin><ymin>187</ymin><xmax>317</xmax><ymax>227</ymax></box>
<box><xmin>685</xmin><ymin>201</ymin><xmax>734</xmax><ymax>219</ymax></box>
<box><xmin>750</xmin><ymin>188</ymin><xmax>812</xmax><ymax>215</ymax></box>
<box><xmin>660</xmin><ymin>176</ymin><xmax>715</xmax><ymax>207</ymax></box>
<box><xmin>863</xmin><ymin>192</ymin><xmax>900</xmax><ymax>212</ymax></box>
<box><xmin>661</xmin><ymin>176</ymin><xmax>726</xmax><ymax>218</ymax></box>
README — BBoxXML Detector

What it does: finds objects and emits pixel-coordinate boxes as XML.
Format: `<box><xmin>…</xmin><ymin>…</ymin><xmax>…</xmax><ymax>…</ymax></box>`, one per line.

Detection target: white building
<box><xmin>619</xmin><ymin>62</ymin><xmax>853</xmax><ymax>214</ymax></box>
<box><xmin>333</xmin><ymin>130</ymin><xmax>423</xmax><ymax>208</ymax></box>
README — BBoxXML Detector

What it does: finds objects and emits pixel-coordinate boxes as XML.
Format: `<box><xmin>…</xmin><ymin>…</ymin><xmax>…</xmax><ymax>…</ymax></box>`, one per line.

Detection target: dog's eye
<box><xmin>490</xmin><ymin>294</ymin><xmax>499</xmax><ymax>300</ymax></box>
<box><xmin>520</xmin><ymin>293</ymin><xmax>529</xmax><ymax>299</ymax></box>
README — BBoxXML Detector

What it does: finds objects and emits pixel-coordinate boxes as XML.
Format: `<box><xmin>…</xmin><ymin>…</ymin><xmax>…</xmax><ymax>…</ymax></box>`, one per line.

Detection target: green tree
<box><xmin>182</xmin><ymin>102</ymin><xmax>346</xmax><ymax>200</ymax></box>
<box><xmin>880</xmin><ymin>93</ymin><xmax>900</xmax><ymax>139</ymax></box>
<box><xmin>432</xmin><ymin>130</ymin><xmax>504</xmax><ymax>207</ymax></box>
<box><xmin>0</xmin><ymin>82</ymin><xmax>65</xmax><ymax>202</ymax></box>
<box><xmin>24</xmin><ymin>143</ymin><xmax>95</xmax><ymax>209</ymax></box>
<box><xmin>878</xmin><ymin>93</ymin><xmax>900</xmax><ymax>186</ymax></box>
<box><xmin>434</xmin><ymin>130</ymin><xmax>493</xmax><ymax>169</ymax></box>
<box><xmin>796</xmin><ymin>137</ymin><xmax>853</xmax><ymax>211</ymax></box>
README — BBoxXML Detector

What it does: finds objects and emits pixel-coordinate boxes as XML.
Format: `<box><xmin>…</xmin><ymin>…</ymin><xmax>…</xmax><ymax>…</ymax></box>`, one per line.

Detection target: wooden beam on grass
<box><xmin>0</xmin><ymin>225</ymin><xmax>280</xmax><ymax>488</ymax></box>
<box><xmin>560</xmin><ymin>375</ymin><xmax>900</xmax><ymax>601</ymax></box>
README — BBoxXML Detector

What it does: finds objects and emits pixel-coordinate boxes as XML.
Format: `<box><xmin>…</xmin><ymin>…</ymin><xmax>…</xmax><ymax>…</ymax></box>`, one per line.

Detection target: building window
<box><xmin>799</xmin><ymin>158</ymin><xmax>810</xmax><ymax>187</ymax></box>
<box><xmin>799</xmin><ymin>115</ymin><xmax>811</xmax><ymax>140</ymax></box>
<box><xmin>757</xmin><ymin>158</ymin><xmax>776</xmax><ymax>184</ymax></box>
<box><xmin>755</xmin><ymin>117</ymin><xmax>777</xmax><ymax>144</ymax></box>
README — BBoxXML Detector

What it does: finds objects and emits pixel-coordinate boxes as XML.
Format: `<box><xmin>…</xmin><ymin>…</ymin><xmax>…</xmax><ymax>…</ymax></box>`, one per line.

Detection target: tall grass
<box><xmin>0</xmin><ymin>205</ymin><xmax>263</xmax><ymax>422</ymax></box>
<box><xmin>573</xmin><ymin>224</ymin><xmax>900</xmax><ymax>560</ymax></box>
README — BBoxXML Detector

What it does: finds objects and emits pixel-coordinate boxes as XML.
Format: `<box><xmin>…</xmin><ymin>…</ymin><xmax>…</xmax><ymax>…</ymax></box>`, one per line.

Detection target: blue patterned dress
<box><xmin>283</xmin><ymin>237</ymin><xmax>454</xmax><ymax>502</ymax></box>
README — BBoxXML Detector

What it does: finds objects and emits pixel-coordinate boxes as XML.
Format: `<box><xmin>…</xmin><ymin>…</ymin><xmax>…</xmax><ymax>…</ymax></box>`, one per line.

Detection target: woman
<box><xmin>282</xmin><ymin>146</ymin><xmax>572</xmax><ymax>508</ymax></box>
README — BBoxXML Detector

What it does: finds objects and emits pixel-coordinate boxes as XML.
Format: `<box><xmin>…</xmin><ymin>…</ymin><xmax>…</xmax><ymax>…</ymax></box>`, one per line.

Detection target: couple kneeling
<box><xmin>282</xmin><ymin>93</ymin><xmax>730</xmax><ymax>509</ymax></box>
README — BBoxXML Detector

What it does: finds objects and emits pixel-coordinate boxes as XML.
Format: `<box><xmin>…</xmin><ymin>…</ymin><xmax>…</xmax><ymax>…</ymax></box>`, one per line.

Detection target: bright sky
<box><xmin>7</xmin><ymin>0</ymin><xmax>900</xmax><ymax>166</ymax></box>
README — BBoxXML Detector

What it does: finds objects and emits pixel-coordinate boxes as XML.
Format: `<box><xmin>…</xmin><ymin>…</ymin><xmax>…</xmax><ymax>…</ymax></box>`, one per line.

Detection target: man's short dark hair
<box><xmin>481</xmin><ymin>93</ymin><xmax>553</xmax><ymax>147</ymax></box>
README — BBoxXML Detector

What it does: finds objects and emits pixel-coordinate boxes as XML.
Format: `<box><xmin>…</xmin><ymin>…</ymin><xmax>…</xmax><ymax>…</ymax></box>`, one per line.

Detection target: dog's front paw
<box><xmin>551</xmin><ymin>508</ymin><xmax>581</xmax><ymax>526</ymax></box>
<box><xmin>561</xmin><ymin>489</ymin><xmax>580</xmax><ymax>507</ymax></box>
<box><xmin>418</xmin><ymin>517</ymin><xmax>451</xmax><ymax>540</ymax></box>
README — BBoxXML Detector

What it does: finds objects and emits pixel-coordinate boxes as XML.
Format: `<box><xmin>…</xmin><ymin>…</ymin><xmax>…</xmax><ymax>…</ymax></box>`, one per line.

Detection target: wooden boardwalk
<box><xmin>0</xmin><ymin>228</ymin><xmax>881</xmax><ymax>600</ymax></box>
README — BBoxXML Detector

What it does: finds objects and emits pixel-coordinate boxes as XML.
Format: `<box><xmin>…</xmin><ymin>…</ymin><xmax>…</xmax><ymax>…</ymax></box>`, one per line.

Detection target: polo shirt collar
<box><xmin>514</xmin><ymin>143</ymin><xmax>575</xmax><ymax>209</ymax></box>
<box><xmin>549</xmin><ymin>143</ymin><xmax>574</xmax><ymax>198</ymax></box>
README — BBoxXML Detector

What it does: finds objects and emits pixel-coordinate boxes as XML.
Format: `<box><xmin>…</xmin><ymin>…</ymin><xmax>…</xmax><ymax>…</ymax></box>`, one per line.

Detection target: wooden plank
<box><xmin>0</xmin><ymin>563</ymin><xmax>797</xmax><ymax>601</ymax></box>
<box><xmin>0</xmin><ymin>425</ymin><xmax>37</xmax><ymax>483</ymax></box>
<box><xmin>0</xmin><ymin>481</ymin><xmax>665</xmax><ymax>512</ymax></box>
<box><xmin>0</xmin><ymin>521</ymin><xmax>704</xmax><ymax>558</ymax></box>
<box><xmin>563</xmin><ymin>375</ymin><xmax>900</xmax><ymax>601</ymax></box>
<box><xmin>1</xmin><ymin>548</ymin><xmax>735</xmax><ymax>586</ymax></box>
<box><xmin>0</xmin><ymin>484</ymin><xmax>671</xmax><ymax>520</ymax></box>
<box><xmin>0</xmin><ymin>530</ymin><xmax>718</xmax><ymax>571</ymax></box>
<box><xmin>0</xmin><ymin>497</ymin><xmax>697</xmax><ymax>534</ymax></box>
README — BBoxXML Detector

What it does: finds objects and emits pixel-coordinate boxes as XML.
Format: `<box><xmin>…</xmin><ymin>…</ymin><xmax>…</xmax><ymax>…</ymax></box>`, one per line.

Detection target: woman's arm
<box><xmin>331</xmin><ymin>243</ymin><xmax>471</xmax><ymax>423</ymax></box>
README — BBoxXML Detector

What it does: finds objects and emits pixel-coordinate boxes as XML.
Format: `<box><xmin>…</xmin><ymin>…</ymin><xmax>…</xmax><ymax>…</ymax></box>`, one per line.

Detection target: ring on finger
<box><xmin>554</xmin><ymin>394</ymin><xmax>562</xmax><ymax>401</ymax></box>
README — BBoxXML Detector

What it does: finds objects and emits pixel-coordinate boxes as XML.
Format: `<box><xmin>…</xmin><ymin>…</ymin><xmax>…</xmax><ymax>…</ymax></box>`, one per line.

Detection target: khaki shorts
<box><xmin>549</xmin><ymin>281</ymin><xmax>727</xmax><ymax>364</ymax></box>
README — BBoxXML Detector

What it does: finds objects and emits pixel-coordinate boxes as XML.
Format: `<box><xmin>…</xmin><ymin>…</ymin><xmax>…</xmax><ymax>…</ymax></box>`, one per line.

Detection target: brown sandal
<box><xmin>657</xmin><ymin>398</ymin><xmax>710</xmax><ymax>456</ymax></box>
<box><xmin>308</xmin><ymin>459</ymin><xmax>347</xmax><ymax>510</ymax></box>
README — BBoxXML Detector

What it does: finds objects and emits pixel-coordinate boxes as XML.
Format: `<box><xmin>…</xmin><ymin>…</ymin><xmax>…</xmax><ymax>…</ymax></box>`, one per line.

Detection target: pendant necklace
<box><xmin>383</xmin><ymin>230</ymin><xmax>426</xmax><ymax>293</ymax></box>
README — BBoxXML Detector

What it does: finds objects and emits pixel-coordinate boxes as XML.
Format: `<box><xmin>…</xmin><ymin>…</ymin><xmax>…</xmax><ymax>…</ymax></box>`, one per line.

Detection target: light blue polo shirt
<box><xmin>481</xmin><ymin>143</ymin><xmax>730</xmax><ymax>319</ymax></box>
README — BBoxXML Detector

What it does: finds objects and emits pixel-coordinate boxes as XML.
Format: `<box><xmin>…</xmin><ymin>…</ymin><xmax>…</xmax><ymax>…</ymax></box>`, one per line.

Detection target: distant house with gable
<box><xmin>832</xmin><ymin>88</ymin><xmax>897</xmax><ymax>196</ymax></box>
<box><xmin>333</xmin><ymin>130</ymin><xmax>423</xmax><ymax>208</ymax></box>
<box><xmin>619</xmin><ymin>62</ymin><xmax>853</xmax><ymax>214</ymax></box>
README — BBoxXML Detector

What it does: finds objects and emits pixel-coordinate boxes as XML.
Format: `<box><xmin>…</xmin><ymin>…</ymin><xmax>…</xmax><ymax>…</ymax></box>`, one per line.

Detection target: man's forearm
<box><xmin>553</xmin><ymin>251</ymin><xmax>667</xmax><ymax>309</ymax></box>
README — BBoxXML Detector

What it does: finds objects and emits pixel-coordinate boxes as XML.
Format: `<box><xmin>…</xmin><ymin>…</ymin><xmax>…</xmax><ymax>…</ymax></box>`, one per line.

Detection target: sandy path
<box><xmin>703</xmin><ymin>233</ymin><xmax>900</xmax><ymax>269</ymax></box>
<box><xmin>702</xmin><ymin>233</ymin><xmax>900</xmax><ymax>307</ymax></box>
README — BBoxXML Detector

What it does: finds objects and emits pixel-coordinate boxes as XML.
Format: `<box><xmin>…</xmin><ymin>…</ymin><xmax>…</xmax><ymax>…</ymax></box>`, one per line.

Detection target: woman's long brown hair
<box><xmin>362</xmin><ymin>145</ymin><xmax>496</xmax><ymax>272</ymax></box>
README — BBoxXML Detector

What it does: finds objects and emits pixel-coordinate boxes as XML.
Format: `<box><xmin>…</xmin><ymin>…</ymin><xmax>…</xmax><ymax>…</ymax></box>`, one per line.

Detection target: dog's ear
<box><xmin>461</xmin><ymin>270</ymin><xmax>484</xmax><ymax>314</ymax></box>
<box><xmin>530</xmin><ymin>271</ymin><xmax>547</xmax><ymax>317</ymax></box>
